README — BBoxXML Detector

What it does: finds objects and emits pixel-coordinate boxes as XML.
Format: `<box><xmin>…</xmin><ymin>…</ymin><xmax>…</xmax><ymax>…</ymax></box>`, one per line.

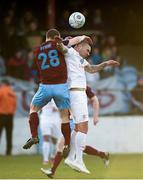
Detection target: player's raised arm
<box><xmin>84</xmin><ymin>60</ymin><xmax>120</xmax><ymax>73</ymax></box>
<box><xmin>68</xmin><ymin>35</ymin><xmax>93</xmax><ymax>46</ymax></box>
<box><xmin>54</xmin><ymin>36</ymin><xmax>68</xmax><ymax>54</ymax></box>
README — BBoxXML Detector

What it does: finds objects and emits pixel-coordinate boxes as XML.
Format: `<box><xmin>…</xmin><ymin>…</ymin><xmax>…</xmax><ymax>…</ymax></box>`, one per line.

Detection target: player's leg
<box><xmin>49</xmin><ymin>137</ymin><xmax>57</xmax><ymax>164</ymax></box>
<box><xmin>5</xmin><ymin>115</ymin><xmax>13</xmax><ymax>155</ymax></box>
<box><xmin>84</xmin><ymin>145</ymin><xmax>109</xmax><ymax>166</ymax></box>
<box><xmin>0</xmin><ymin>115</ymin><xmax>7</xmax><ymax>154</ymax></box>
<box><xmin>44</xmin><ymin>121</ymin><xmax>61</xmax><ymax>165</ymax></box>
<box><xmin>0</xmin><ymin>115</ymin><xmax>5</xmax><ymax>143</ymax></box>
<box><xmin>53</xmin><ymin>83</ymin><xmax>71</xmax><ymax>157</ymax></box>
<box><xmin>40</xmin><ymin>112</ymin><xmax>53</xmax><ymax>165</ymax></box>
<box><xmin>41</xmin><ymin>118</ymin><xmax>76</xmax><ymax>177</ymax></box>
<box><xmin>23</xmin><ymin>105</ymin><xmax>40</xmax><ymax>149</ymax></box>
<box><xmin>41</xmin><ymin>120</ymin><xmax>64</xmax><ymax>177</ymax></box>
<box><xmin>65</xmin><ymin>123</ymin><xmax>77</xmax><ymax>163</ymax></box>
<box><xmin>59</xmin><ymin>109</ymin><xmax>71</xmax><ymax>157</ymax></box>
<box><xmin>41</xmin><ymin>136</ymin><xmax>65</xmax><ymax>178</ymax></box>
<box><xmin>23</xmin><ymin>84</ymin><xmax>52</xmax><ymax>149</ymax></box>
<box><xmin>75</xmin><ymin>121</ymin><xmax>88</xmax><ymax>163</ymax></box>
<box><xmin>42</xmin><ymin>136</ymin><xmax>58</xmax><ymax>165</ymax></box>
<box><xmin>68</xmin><ymin>90</ymin><xmax>90</xmax><ymax>174</ymax></box>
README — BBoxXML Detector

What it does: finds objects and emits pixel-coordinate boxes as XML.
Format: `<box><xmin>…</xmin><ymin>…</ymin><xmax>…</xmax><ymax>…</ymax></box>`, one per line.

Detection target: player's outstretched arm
<box><xmin>54</xmin><ymin>36</ymin><xmax>68</xmax><ymax>54</ymax></box>
<box><xmin>68</xmin><ymin>35</ymin><xmax>92</xmax><ymax>46</ymax></box>
<box><xmin>84</xmin><ymin>60</ymin><xmax>120</xmax><ymax>73</ymax></box>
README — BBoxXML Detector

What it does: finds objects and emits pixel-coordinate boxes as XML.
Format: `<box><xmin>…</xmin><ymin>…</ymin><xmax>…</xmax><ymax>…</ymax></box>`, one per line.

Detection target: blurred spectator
<box><xmin>101</xmin><ymin>46</ymin><xmax>112</xmax><ymax>61</ymax></box>
<box><xmin>7</xmin><ymin>49</ymin><xmax>30</xmax><ymax>80</ymax></box>
<box><xmin>131</xmin><ymin>77</ymin><xmax>143</xmax><ymax>112</ymax></box>
<box><xmin>90</xmin><ymin>45</ymin><xmax>102</xmax><ymax>65</ymax></box>
<box><xmin>27</xmin><ymin>50</ymin><xmax>34</xmax><ymax>69</ymax></box>
<box><xmin>121</xmin><ymin>64</ymin><xmax>138</xmax><ymax>90</ymax></box>
<box><xmin>0</xmin><ymin>20</ymin><xmax>27</xmax><ymax>60</ymax></box>
<box><xmin>27</xmin><ymin>50</ymin><xmax>38</xmax><ymax>81</ymax></box>
<box><xmin>26</xmin><ymin>20</ymin><xmax>42</xmax><ymax>50</ymax></box>
<box><xmin>0</xmin><ymin>15</ymin><xmax>14</xmax><ymax>57</ymax></box>
<box><xmin>110</xmin><ymin>45</ymin><xmax>118</xmax><ymax>59</ymax></box>
<box><xmin>26</xmin><ymin>20</ymin><xmax>40</xmax><ymax>36</ymax></box>
<box><xmin>92</xmin><ymin>8</ymin><xmax>104</xmax><ymax>30</ymax></box>
<box><xmin>105</xmin><ymin>35</ymin><xmax>117</xmax><ymax>47</ymax></box>
<box><xmin>7</xmin><ymin>9</ymin><xmax>16</xmax><ymax>24</ymax></box>
<box><xmin>0</xmin><ymin>79</ymin><xmax>17</xmax><ymax>155</ymax></box>
<box><xmin>19</xmin><ymin>10</ymin><xmax>36</xmax><ymax>34</ymax></box>
<box><xmin>0</xmin><ymin>54</ymin><xmax>6</xmax><ymax>76</ymax></box>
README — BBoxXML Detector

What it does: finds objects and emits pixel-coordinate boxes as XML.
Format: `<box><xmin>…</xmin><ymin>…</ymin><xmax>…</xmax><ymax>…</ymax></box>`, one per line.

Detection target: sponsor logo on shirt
<box><xmin>80</xmin><ymin>59</ymin><xmax>84</xmax><ymax>64</ymax></box>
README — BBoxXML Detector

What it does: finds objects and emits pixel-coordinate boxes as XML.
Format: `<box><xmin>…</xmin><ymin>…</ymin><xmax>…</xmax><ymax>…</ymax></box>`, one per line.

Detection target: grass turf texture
<box><xmin>0</xmin><ymin>154</ymin><xmax>143</xmax><ymax>179</ymax></box>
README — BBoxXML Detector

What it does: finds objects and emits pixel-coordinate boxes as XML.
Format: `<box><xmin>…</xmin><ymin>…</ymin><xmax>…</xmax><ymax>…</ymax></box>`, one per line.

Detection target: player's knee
<box><xmin>77</xmin><ymin>121</ymin><xmax>88</xmax><ymax>133</ymax></box>
<box><xmin>57</xmin><ymin>137</ymin><xmax>65</xmax><ymax>152</ymax></box>
<box><xmin>30</xmin><ymin>104</ymin><xmax>40</xmax><ymax>113</ymax></box>
<box><xmin>59</xmin><ymin>109</ymin><xmax>69</xmax><ymax>123</ymax></box>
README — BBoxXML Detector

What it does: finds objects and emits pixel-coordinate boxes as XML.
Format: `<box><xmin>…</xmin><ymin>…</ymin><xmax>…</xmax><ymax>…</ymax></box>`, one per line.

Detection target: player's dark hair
<box><xmin>46</xmin><ymin>29</ymin><xmax>60</xmax><ymax>39</ymax></box>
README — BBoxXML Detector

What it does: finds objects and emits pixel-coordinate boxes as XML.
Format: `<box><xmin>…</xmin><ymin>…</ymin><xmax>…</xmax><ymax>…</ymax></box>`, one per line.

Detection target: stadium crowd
<box><xmin>0</xmin><ymin>9</ymin><xmax>139</xmax><ymax>78</ymax></box>
<box><xmin>0</xmin><ymin>0</ymin><xmax>143</xmax><ymax>115</ymax></box>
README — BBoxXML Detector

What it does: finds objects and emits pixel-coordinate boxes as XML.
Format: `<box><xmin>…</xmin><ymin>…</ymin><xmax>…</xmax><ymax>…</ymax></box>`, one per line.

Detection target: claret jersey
<box><xmin>33</xmin><ymin>41</ymin><xmax>67</xmax><ymax>84</ymax></box>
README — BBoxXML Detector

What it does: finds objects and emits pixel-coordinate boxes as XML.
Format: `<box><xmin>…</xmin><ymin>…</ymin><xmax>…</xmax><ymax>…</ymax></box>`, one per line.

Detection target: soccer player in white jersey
<box><xmin>43</xmin><ymin>36</ymin><xmax>119</xmax><ymax>174</ymax></box>
<box><xmin>63</xmin><ymin>39</ymin><xmax>119</xmax><ymax>174</ymax></box>
<box><xmin>39</xmin><ymin>100</ymin><xmax>62</xmax><ymax>165</ymax></box>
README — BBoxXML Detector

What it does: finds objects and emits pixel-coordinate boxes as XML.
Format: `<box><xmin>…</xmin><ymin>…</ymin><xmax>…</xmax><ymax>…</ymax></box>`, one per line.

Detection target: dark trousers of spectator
<box><xmin>0</xmin><ymin>114</ymin><xmax>13</xmax><ymax>155</ymax></box>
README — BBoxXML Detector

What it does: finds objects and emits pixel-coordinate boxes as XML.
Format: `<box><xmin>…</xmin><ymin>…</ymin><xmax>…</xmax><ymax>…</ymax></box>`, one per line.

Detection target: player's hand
<box><xmin>93</xmin><ymin>116</ymin><xmax>99</xmax><ymax>126</ymax></box>
<box><xmin>106</xmin><ymin>60</ymin><xmax>120</xmax><ymax>67</ymax></box>
<box><xmin>64</xmin><ymin>36</ymin><xmax>73</xmax><ymax>40</ymax></box>
<box><xmin>83</xmin><ymin>36</ymin><xmax>93</xmax><ymax>45</ymax></box>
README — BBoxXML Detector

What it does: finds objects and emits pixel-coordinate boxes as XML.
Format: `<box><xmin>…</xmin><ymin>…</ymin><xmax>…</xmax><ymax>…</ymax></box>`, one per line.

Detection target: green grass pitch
<box><xmin>0</xmin><ymin>154</ymin><xmax>143</xmax><ymax>179</ymax></box>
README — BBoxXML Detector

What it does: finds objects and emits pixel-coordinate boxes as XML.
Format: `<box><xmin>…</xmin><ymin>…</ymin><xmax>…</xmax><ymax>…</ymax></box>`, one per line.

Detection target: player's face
<box><xmin>79</xmin><ymin>44</ymin><xmax>91</xmax><ymax>58</ymax></box>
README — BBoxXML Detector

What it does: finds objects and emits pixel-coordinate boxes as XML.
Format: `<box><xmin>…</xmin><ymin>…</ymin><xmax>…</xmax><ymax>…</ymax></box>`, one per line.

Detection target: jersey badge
<box><xmin>80</xmin><ymin>59</ymin><xmax>84</xmax><ymax>64</ymax></box>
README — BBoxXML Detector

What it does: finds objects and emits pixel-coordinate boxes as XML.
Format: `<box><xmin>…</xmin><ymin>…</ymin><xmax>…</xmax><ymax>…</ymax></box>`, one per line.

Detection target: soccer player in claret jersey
<box><xmin>41</xmin><ymin>86</ymin><xmax>109</xmax><ymax>178</ymax></box>
<box><xmin>23</xmin><ymin>29</ymin><xmax>71</xmax><ymax>151</ymax></box>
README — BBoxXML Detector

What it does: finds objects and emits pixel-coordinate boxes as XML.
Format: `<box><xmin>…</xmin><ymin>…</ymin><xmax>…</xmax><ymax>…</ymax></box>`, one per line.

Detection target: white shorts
<box><xmin>70</xmin><ymin>90</ymin><xmax>89</xmax><ymax>123</ymax></box>
<box><xmin>40</xmin><ymin>112</ymin><xmax>62</xmax><ymax>139</ymax></box>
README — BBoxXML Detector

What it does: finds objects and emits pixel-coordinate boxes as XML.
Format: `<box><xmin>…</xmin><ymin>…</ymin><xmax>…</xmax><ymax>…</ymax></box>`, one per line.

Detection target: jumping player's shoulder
<box><xmin>67</xmin><ymin>47</ymin><xmax>76</xmax><ymax>54</ymax></box>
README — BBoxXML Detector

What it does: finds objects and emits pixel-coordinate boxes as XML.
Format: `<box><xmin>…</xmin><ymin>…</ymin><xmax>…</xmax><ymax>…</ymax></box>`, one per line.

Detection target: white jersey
<box><xmin>65</xmin><ymin>47</ymin><xmax>89</xmax><ymax>89</ymax></box>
